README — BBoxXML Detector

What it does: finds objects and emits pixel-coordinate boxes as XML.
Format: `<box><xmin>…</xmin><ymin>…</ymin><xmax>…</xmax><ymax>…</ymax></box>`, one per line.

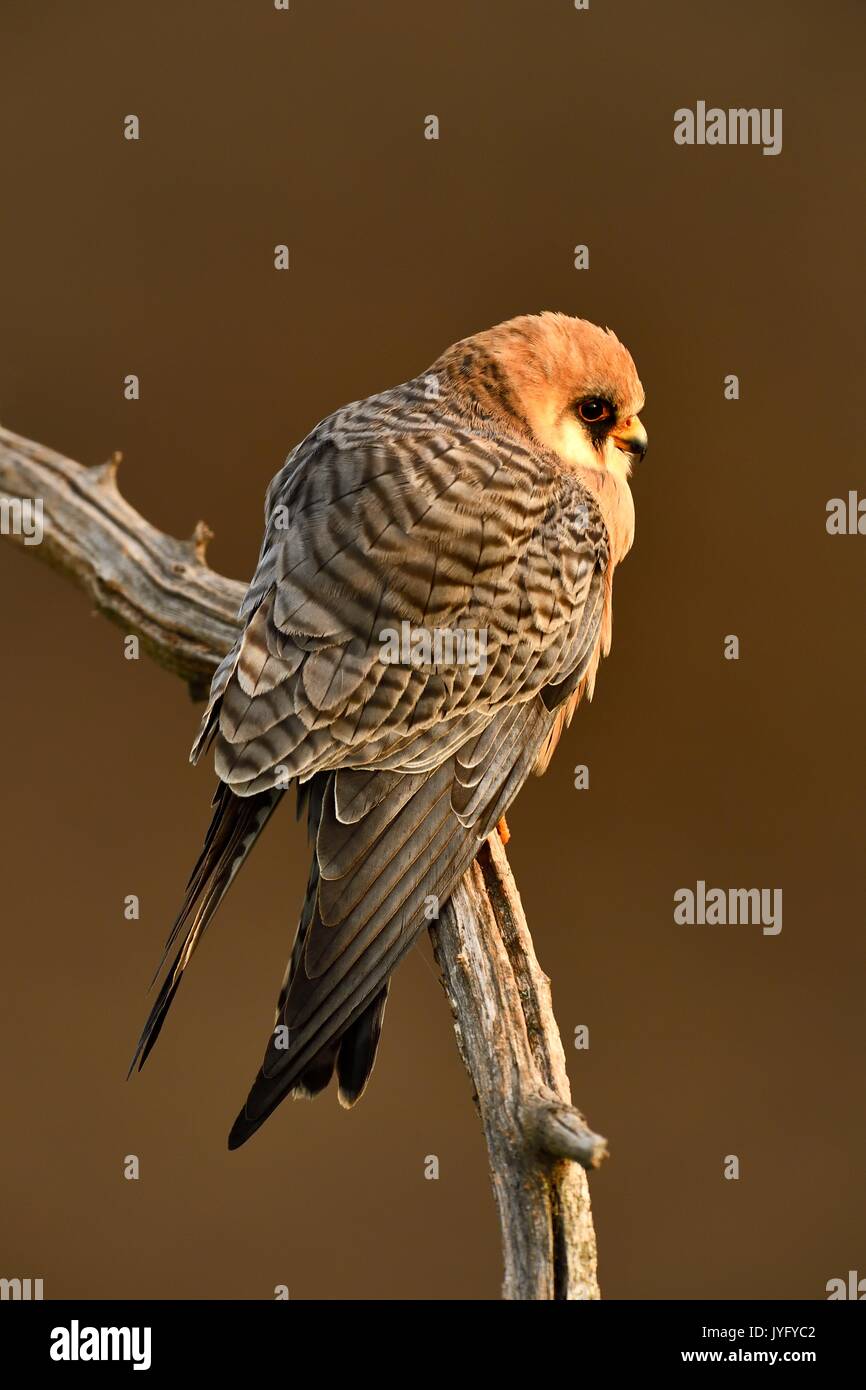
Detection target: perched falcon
<box><xmin>131</xmin><ymin>312</ymin><xmax>647</xmax><ymax>1148</ymax></box>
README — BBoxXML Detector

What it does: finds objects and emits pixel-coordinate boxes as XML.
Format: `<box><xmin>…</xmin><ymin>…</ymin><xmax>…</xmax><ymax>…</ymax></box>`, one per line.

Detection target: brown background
<box><xmin>1</xmin><ymin>0</ymin><xmax>863</xmax><ymax>1300</ymax></box>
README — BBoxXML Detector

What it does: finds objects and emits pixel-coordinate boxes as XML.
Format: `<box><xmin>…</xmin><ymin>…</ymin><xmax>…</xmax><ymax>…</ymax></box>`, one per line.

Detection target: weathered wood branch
<box><xmin>0</xmin><ymin>421</ymin><xmax>605</xmax><ymax>1300</ymax></box>
<box><xmin>432</xmin><ymin>834</ymin><xmax>605</xmax><ymax>1299</ymax></box>
<box><xmin>0</xmin><ymin>426</ymin><xmax>241</xmax><ymax>696</ymax></box>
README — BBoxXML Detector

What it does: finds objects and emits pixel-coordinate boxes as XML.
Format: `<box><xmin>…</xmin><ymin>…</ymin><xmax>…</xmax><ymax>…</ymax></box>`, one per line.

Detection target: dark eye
<box><xmin>577</xmin><ymin>397</ymin><xmax>613</xmax><ymax>424</ymax></box>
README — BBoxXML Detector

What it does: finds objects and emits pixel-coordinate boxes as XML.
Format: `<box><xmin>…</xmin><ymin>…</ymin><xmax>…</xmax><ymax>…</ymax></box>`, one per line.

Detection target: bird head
<box><xmin>442</xmin><ymin>311</ymin><xmax>647</xmax><ymax>481</ymax></box>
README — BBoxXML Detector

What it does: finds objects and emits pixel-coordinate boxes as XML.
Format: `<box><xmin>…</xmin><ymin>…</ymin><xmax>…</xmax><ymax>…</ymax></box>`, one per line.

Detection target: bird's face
<box><xmin>546</xmin><ymin>386</ymin><xmax>647</xmax><ymax>484</ymax></box>
<box><xmin>470</xmin><ymin>312</ymin><xmax>647</xmax><ymax>481</ymax></box>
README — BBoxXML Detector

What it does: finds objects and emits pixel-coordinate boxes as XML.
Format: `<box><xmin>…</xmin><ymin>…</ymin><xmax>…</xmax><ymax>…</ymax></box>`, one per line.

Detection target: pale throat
<box><xmin>578</xmin><ymin>457</ymin><xmax>636</xmax><ymax>565</ymax></box>
<box><xmin>533</xmin><ymin>412</ymin><xmax>636</xmax><ymax>565</ymax></box>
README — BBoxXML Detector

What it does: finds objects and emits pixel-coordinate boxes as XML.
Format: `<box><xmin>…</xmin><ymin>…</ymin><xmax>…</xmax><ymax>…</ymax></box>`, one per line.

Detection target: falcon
<box><xmin>131</xmin><ymin>312</ymin><xmax>648</xmax><ymax>1148</ymax></box>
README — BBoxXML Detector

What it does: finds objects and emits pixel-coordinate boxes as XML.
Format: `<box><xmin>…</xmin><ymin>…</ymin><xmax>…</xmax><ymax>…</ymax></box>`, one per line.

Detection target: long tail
<box><xmin>260</xmin><ymin>774</ymin><xmax>393</xmax><ymax>1112</ymax></box>
<box><xmin>227</xmin><ymin>699</ymin><xmax>553</xmax><ymax>1149</ymax></box>
<box><xmin>132</xmin><ymin>699</ymin><xmax>555</xmax><ymax>1144</ymax></box>
<box><xmin>129</xmin><ymin>782</ymin><xmax>282</xmax><ymax>1074</ymax></box>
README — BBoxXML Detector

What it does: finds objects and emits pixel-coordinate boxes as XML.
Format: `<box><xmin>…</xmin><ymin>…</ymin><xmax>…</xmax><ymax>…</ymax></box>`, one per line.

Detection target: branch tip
<box><xmin>90</xmin><ymin>452</ymin><xmax>122</xmax><ymax>488</ymax></box>
<box><xmin>188</xmin><ymin>519</ymin><xmax>214</xmax><ymax>564</ymax></box>
<box><xmin>524</xmin><ymin>1096</ymin><xmax>608</xmax><ymax>1171</ymax></box>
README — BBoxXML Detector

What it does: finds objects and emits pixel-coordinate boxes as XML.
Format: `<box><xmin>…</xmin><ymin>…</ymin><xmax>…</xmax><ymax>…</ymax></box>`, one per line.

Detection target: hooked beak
<box><xmin>611</xmin><ymin>415</ymin><xmax>648</xmax><ymax>461</ymax></box>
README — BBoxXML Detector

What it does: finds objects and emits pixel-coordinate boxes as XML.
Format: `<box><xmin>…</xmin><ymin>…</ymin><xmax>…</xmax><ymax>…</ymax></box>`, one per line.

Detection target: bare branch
<box><xmin>0</xmin><ymin>424</ymin><xmax>243</xmax><ymax>695</ymax></box>
<box><xmin>0</xmin><ymin>421</ymin><xmax>604</xmax><ymax>1299</ymax></box>
<box><xmin>432</xmin><ymin>833</ymin><xmax>602</xmax><ymax>1299</ymax></box>
<box><xmin>523</xmin><ymin>1095</ymin><xmax>608</xmax><ymax>1169</ymax></box>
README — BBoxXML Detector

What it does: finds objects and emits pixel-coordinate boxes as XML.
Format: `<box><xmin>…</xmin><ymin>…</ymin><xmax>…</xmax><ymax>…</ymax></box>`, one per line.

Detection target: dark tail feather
<box><xmin>336</xmin><ymin>984</ymin><xmax>390</xmax><ymax>1106</ymax></box>
<box><xmin>129</xmin><ymin>783</ymin><xmax>282</xmax><ymax>1075</ymax></box>
<box><xmin>295</xmin><ymin>1041</ymin><xmax>340</xmax><ymax>1098</ymax></box>
<box><xmin>267</xmin><ymin>984</ymin><xmax>389</xmax><ymax>1107</ymax></box>
<box><xmin>264</xmin><ymin>777</ymin><xmax>343</xmax><ymax>1103</ymax></box>
<box><xmin>226</xmin><ymin>773</ymin><xmax>376</xmax><ymax>1149</ymax></box>
<box><xmin>129</xmin><ymin>943</ymin><xmax>188</xmax><ymax>1075</ymax></box>
<box><xmin>226</xmin><ymin>765</ymin><xmax>479</xmax><ymax>1150</ymax></box>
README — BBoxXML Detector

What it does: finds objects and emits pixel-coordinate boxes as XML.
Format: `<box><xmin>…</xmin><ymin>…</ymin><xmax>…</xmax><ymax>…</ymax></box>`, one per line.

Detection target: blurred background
<box><xmin>0</xmin><ymin>0</ymin><xmax>863</xmax><ymax>1299</ymax></box>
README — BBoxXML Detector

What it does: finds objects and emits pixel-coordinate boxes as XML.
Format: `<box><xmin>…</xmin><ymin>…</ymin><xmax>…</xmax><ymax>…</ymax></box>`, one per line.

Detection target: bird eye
<box><xmin>577</xmin><ymin>398</ymin><xmax>613</xmax><ymax>424</ymax></box>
